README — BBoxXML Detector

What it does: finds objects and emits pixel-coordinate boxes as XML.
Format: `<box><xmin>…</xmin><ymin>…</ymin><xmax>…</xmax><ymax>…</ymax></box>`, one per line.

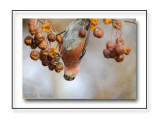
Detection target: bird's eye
<box><xmin>72</xmin><ymin>77</ymin><xmax>75</xmax><ymax>80</ymax></box>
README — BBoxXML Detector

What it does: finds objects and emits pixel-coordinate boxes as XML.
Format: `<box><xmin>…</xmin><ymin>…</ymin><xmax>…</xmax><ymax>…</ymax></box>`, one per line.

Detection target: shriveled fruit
<box><xmin>116</xmin><ymin>38</ymin><xmax>125</xmax><ymax>45</ymax></box>
<box><xmin>50</xmin><ymin>56</ymin><xmax>60</xmax><ymax>65</ymax></box>
<box><xmin>30</xmin><ymin>50</ymin><xmax>40</xmax><ymax>61</ymax></box>
<box><xmin>55</xmin><ymin>62</ymin><xmax>63</xmax><ymax>73</ymax></box>
<box><xmin>35</xmin><ymin>27</ymin><xmax>41</xmax><ymax>34</ymax></box>
<box><xmin>103</xmin><ymin>19</ymin><xmax>112</xmax><ymax>24</ymax></box>
<box><xmin>35</xmin><ymin>32</ymin><xmax>45</xmax><ymax>43</ymax></box>
<box><xmin>49</xmin><ymin>48</ymin><xmax>57</xmax><ymax>58</ymax></box>
<box><xmin>109</xmin><ymin>50</ymin><xmax>117</xmax><ymax>58</ymax></box>
<box><xmin>28</xmin><ymin>19</ymin><xmax>36</xmax><ymax>26</ymax></box>
<box><xmin>115</xmin><ymin>44</ymin><xmax>125</xmax><ymax>55</ymax></box>
<box><xmin>24</xmin><ymin>36</ymin><xmax>33</xmax><ymax>46</ymax></box>
<box><xmin>90</xmin><ymin>24</ymin><xmax>96</xmax><ymax>31</ymax></box>
<box><xmin>113</xmin><ymin>20</ymin><xmax>122</xmax><ymax>30</ymax></box>
<box><xmin>41</xmin><ymin>59</ymin><xmax>49</xmax><ymax>66</ymax></box>
<box><xmin>103</xmin><ymin>49</ymin><xmax>110</xmax><ymax>58</ymax></box>
<box><xmin>79</xmin><ymin>29</ymin><xmax>87</xmax><ymax>38</ymax></box>
<box><xmin>30</xmin><ymin>39</ymin><xmax>38</xmax><ymax>49</ymax></box>
<box><xmin>48</xmin><ymin>64</ymin><xmax>55</xmax><ymax>71</ymax></box>
<box><xmin>56</xmin><ymin>35</ymin><xmax>63</xmax><ymax>43</ymax></box>
<box><xmin>42</xmin><ymin>23</ymin><xmax>51</xmax><ymax>33</ymax></box>
<box><xmin>106</xmin><ymin>41</ymin><xmax>116</xmax><ymax>51</ymax></box>
<box><xmin>115</xmin><ymin>54</ymin><xmax>124</xmax><ymax>62</ymax></box>
<box><xmin>40</xmin><ymin>49</ymin><xmax>49</xmax><ymax>57</ymax></box>
<box><xmin>40</xmin><ymin>49</ymin><xmax>49</xmax><ymax>63</ymax></box>
<box><xmin>38</xmin><ymin>41</ymin><xmax>47</xmax><ymax>50</ymax></box>
<box><xmin>90</xmin><ymin>19</ymin><xmax>98</xmax><ymax>26</ymax></box>
<box><xmin>29</xmin><ymin>23</ymin><xmax>38</xmax><ymax>35</ymax></box>
<box><xmin>47</xmin><ymin>32</ymin><xmax>56</xmax><ymax>42</ymax></box>
<box><xmin>93</xmin><ymin>27</ymin><xmax>104</xmax><ymax>38</ymax></box>
<box><xmin>125</xmin><ymin>46</ymin><xmax>131</xmax><ymax>55</ymax></box>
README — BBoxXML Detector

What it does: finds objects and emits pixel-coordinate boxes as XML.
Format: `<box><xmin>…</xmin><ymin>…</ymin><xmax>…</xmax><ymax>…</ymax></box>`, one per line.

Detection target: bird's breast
<box><xmin>61</xmin><ymin>38</ymin><xmax>86</xmax><ymax>66</ymax></box>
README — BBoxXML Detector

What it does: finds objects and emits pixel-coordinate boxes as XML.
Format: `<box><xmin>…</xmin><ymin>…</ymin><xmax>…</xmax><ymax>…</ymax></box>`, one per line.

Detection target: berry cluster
<box><xmin>103</xmin><ymin>38</ymin><xmax>131</xmax><ymax>62</ymax></box>
<box><xmin>90</xmin><ymin>19</ymin><xmax>104</xmax><ymax>38</ymax></box>
<box><xmin>77</xmin><ymin>18</ymin><xmax>132</xmax><ymax>62</ymax></box>
<box><xmin>87</xmin><ymin>18</ymin><xmax>131</xmax><ymax>62</ymax></box>
<box><xmin>24</xmin><ymin>19</ymin><xmax>64</xmax><ymax>73</ymax></box>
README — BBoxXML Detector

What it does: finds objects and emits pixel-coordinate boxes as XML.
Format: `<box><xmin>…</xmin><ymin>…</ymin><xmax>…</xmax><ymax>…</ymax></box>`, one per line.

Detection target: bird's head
<box><xmin>63</xmin><ymin>64</ymin><xmax>80</xmax><ymax>81</ymax></box>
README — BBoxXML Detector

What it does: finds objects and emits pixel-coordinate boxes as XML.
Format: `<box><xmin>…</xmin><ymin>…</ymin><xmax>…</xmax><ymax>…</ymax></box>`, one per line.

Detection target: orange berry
<box><xmin>90</xmin><ymin>18</ymin><xmax>98</xmax><ymax>26</ymax></box>
<box><xmin>90</xmin><ymin>24</ymin><xmax>96</xmax><ymax>31</ymax></box>
<box><xmin>56</xmin><ymin>35</ymin><xmax>63</xmax><ymax>43</ymax></box>
<box><xmin>116</xmin><ymin>38</ymin><xmax>125</xmax><ymax>45</ymax></box>
<box><xmin>125</xmin><ymin>46</ymin><xmax>131</xmax><ymax>55</ymax></box>
<box><xmin>113</xmin><ymin>20</ymin><xmax>122</xmax><ymax>30</ymax></box>
<box><xmin>103</xmin><ymin>19</ymin><xmax>112</xmax><ymax>24</ymax></box>
<box><xmin>42</xmin><ymin>23</ymin><xmax>51</xmax><ymax>33</ymax></box>
<box><xmin>55</xmin><ymin>62</ymin><xmax>63</xmax><ymax>73</ymax></box>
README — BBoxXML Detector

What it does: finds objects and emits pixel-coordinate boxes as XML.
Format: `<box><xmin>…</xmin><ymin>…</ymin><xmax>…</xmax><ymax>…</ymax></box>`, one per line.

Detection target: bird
<box><xmin>60</xmin><ymin>19</ymin><xmax>90</xmax><ymax>81</ymax></box>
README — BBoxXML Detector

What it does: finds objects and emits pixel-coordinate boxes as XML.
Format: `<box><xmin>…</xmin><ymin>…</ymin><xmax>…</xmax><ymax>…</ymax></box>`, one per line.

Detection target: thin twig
<box><xmin>112</xmin><ymin>19</ymin><xmax>136</xmax><ymax>24</ymax></box>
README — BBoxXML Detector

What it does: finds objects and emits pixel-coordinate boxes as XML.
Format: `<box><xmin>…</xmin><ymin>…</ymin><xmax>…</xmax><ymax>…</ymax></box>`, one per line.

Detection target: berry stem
<box><xmin>111</xmin><ymin>28</ymin><xmax>113</xmax><ymax>41</ymax></box>
<box><xmin>83</xmin><ymin>19</ymin><xmax>86</xmax><ymax>29</ymax></box>
<box><xmin>112</xmin><ymin>19</ymin><xmax>136</xmax><ymax>24</ymax></box>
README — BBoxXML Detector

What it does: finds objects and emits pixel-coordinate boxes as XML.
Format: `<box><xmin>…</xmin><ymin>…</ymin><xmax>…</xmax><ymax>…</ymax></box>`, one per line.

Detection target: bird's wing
<box><xmin>79</xmin><ymin>19</ymin><xmax>90</xmax><ymax>60</ymax></box>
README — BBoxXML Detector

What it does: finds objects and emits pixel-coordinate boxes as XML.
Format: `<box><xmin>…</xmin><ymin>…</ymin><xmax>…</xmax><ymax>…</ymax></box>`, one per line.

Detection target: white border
<box><xmin>12</xmin><ymin>11</ymin><xmax>146</xmax><ymax>108</ymax></box>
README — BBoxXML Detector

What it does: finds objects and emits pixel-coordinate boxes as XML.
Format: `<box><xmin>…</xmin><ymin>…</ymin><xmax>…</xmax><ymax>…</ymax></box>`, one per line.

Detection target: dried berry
<box><xmin>24</xmin><ymin>36</ymin><xmax>33</xmax><ymax>46</ymax></box>
<box><xmin>115</xmin><ymin>44</ymin><xmax>125</xmax><ymax>55</ymax></box>
<box><xmin>116</xmin><ymin>38</ymin><xmax>125</xmax><ymax>45</ymax></box>
<box><xmin>28</xmin><ymin>19</ymin><xmax>36</xmax><ymax>26</ymax></box>
<box><xmin>106</xmin><ymin>41</ymin><xmax>116</xmax><ymax>51</ymax></box>
<box><xmin>109</xmin><ymin>50</ymin><xmax>117</xmax><ymax>58</ymax></box>
<box><xmin>29</xmin><ymin>23</ymin><xmax>39</xmax><ymax>35</ymax></box>
<box><xmin>40</xmin><ymin>49</ymin><xmax>49</xmax><ymax>56</ymax></box>
<box><xmin>103</xmin><ymin>49</ymin><xmax>110</xmax><ymax>58</ymax></box>
<box><xmin>50</xmin><ymin>56</ymin><xmax>60</xmax><ymax>65</ymax></box>
<box><xmin>55</xmin><ymin>62</ymin><xmax>63</xmax><ymax>73</ymax></box>
<box><xmin>38</xmin><ymin>41</ymin><xmax>47</xmax><ymax>50</ymax></box>
<box><xmin>93</xmin><ymin>27</ymin><xmax>104</xmax><ymax>38</ymax></box>
<box><xmin>40</xmin><ymin>49</ymin><xmax>49</xmax><ymax>61</ymax></box>
<box><xmin>35</xmin><ymin>32</ymin><xmax>45</xmax><ymax>43</ymax></box>
<box><xmin>103</xmin><ymin>19</ymin><xmax>112</xmax><ymax>24</ymax></box>
<box><xmin>48</xmin><ymin>64</ymin><xmax>55</xmax><ymax>71</ymax></box>
<box><xmin>56</xmin><ymin>35</ymin><xmax>63</xmax><ymax>43</ymax></box>
<box><xmin>113</xmin><ymin>20</ymin><xmax>122</xmax><ymax>30</ymax></box>
<box><xmin>115</xmin><ymin>54</ymin><xmax>124</xmax><ymax>62</ymax></box>
<box><xmin>79</xmin><ymin>29</ymin><xmax>87</xmax><ymax>38</ymax></box>
<box><xmin>42</xmin><ymin>23</ymin><xmax>51</xmax><ymax>33</ymax></box>
<box><xmin>30</xmin><ymin>38</ymin><xmax>38</xmax><ymax>49</ymax></box>
<box><xmin>47</xmin><ymin>32</ymin><xmax>56</xmax><ymax>42</ymax></box>
<box><xmin>90</xmin><ymin>24</ymin><xmax>96</xmax><ymax>31</ymax></box>
<box><xmin>35</xmin><ymin>27</ymin><xmax>41</xmax><ymax>34</ymax></box>
<box><xmin>30</xmin><ymin>50</ymin><xmax>40</xmax><ymax>61</ymax></box>
<box><xmin>90</xmin><ymin>19</ymin><xmax>98</xmax><ymax>26</ymax></box>
<box><xmin>41</xmin><ymin>60</ymin><xmax>49</xmax><ymax>66</ymax></box>
<box><xmin>125</xmin><ymin>46</ymin><xmax>131</xmax><ymax>55</ymax></box>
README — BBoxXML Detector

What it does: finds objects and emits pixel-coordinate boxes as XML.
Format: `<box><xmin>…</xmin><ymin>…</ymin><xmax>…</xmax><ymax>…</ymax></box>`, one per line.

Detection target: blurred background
<box><xmin>23</xmin><ymin>19</ymin><xmax>136</xmax><ymax>99</ymax></box>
